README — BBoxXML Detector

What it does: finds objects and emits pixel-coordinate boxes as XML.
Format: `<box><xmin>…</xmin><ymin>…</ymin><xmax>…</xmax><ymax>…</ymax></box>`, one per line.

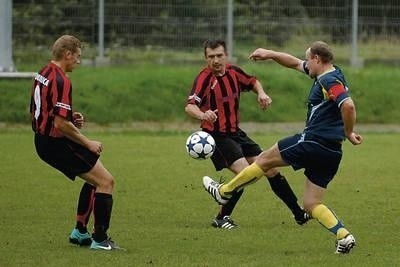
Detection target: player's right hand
<box><xmin>249</xmin><ymin>48</ymin><xmax>273</xmax><ymax>61</ymax></box>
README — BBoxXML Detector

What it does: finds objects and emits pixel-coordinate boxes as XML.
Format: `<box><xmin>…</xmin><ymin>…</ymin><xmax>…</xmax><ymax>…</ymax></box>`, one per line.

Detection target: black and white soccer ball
<box><xmin>185</xmin><ymin>131</ymin><xmax>216</xmax><ymax>160</ymax></box>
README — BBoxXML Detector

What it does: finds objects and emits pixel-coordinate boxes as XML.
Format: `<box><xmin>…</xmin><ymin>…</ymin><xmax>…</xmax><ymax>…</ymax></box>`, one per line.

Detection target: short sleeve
<box><xmin>186</xmin><ymin>70</ymin><xmax>211</xmax><ymax>106</ymax></box>
<box><xmin>52</xmin><ymin>72</ymin><xmax>72</xmax><ymax>119</ymax></box>
<box><xmin>229</xmin><ymin>65</ymin><xmax>256</xmax><ymax>91</ymax></box>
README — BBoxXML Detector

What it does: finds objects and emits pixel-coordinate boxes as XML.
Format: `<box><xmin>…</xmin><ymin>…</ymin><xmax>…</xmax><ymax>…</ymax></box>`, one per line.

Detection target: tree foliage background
<box><xmin>12</xmin><ymin>0</ymin><xmax>400</xmax><ymax>50</ymax></box>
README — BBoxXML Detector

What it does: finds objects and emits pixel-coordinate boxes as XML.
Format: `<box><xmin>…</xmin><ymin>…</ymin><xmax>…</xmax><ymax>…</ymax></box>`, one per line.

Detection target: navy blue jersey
<box><xmin>302</xmin><ymin>62</ymin><xmax>350</xmax><ymax>141</ymax></box>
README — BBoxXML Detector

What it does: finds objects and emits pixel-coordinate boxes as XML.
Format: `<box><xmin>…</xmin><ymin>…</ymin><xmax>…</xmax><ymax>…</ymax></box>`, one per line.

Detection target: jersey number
<box><xmin>33</xmin><ymin>85</ymin><xmax>41</xmax><ymax>119</ymax></box>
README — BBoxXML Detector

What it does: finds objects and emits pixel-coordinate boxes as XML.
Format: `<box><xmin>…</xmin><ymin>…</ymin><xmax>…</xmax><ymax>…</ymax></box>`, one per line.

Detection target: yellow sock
<box><xmin>311</xmin><ymin>204</ymin><xmax>349</xmax><ymax>239</ymax></box>
<box><xmin>220</xmin><ymin>163</ymin><xmax>264</xmax><ymax>197</ymax></box>
<box><xmin>336</xmin><ymin>228</ymin><xmax>350</xmax><ymax>239</ymax></box>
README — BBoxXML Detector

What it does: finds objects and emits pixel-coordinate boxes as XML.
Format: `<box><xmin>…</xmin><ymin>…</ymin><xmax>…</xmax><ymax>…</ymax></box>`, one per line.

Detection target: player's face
<box><xmin>65</xmin><ymin>48</ymin><xmax>81</xmax><ymax>72</ymax></box>
<box><xmin>305</xmin><ymin>48</ymin><xmax>318</xmax><ymax>78</ymax></box>
<box><xmin>205</xmin><ymin>45</ymin><xmax>227</xmax><ymax>76</ymax></box>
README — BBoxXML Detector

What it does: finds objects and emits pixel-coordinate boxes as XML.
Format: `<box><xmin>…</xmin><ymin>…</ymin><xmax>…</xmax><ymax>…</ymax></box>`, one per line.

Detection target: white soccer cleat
<box><xmin>202</xmin><ymin>176</ymin><xmax>229</xmax><ymax>205</ymax></box>
<box><xmin>335</xmin><ymin>234</ymin><xmax>356</xmax><ymax>254</ymax></box>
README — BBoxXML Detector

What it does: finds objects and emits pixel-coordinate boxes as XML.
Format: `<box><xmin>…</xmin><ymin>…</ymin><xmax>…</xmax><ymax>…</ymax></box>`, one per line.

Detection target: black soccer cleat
<box><xmin>294</xmin><ymin>210</ymin><xmax>311</xmax><ymax>225</ymax></box>
<box><xmin>212</xmin><ymin>216</ymin><xmax>237</xmax><ymax>230</ymax></box>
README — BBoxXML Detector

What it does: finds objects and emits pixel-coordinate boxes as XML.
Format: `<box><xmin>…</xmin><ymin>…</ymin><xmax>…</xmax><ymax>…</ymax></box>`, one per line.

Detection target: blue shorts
<box><xmin>207</xmin><ymin>129</ymin><xmax>262</xmax><ymax>171</ymax></box>
<box><xmin>278</xmin><ymin>133</ymin><xmax>342</xmax><ymax>188</ymax></box>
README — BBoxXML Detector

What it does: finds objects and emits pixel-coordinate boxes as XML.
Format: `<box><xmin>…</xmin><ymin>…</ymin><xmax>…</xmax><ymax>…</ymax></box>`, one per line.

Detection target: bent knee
<box><xmin>105</xmin><ymin>175</ymin><xmax>115</xmax><ymax>188</ymax></box>
<box><xmin>255</xmin><ymin>145</ymin><xmax>281</xmax><ymax>172</ymax></box>
<box><xmin>255</xmin><ymin>153</ymin><xmax>275</xmax><ymax>172</ymax></box>
<box><xmin>265</xmin><ymin>167</ymin><xmax>280</xmax><ymax>177</ymax></box>
<box><xmin>97</xmin><ymin>174</ymin><xmax>115</xmax><ymax>192</ymax></box>
<box><xmin>303</xmin><ymin>200</ymin><xmax>321</xmax><ymax>214</ymax></box>
<box><xmin>303</xmin><ymin>203</ymin><xmax>313</xmax><ymax>214</ymax></box>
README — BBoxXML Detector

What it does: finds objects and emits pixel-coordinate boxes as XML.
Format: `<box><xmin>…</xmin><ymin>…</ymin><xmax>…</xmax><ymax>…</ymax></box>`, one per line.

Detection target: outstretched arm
<box><xmin>340</xmin><ymin>98</ymin><xmax>363</xmax><ymax>145</ymax></box>
<box><xmin>249</xmin><ymin>48</ymin><xmax>304</xmax><ymax>73</ymax></box>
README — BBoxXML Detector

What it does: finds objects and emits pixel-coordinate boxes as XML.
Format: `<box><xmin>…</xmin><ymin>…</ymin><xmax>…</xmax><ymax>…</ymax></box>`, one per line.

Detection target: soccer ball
<box><xmin>185</xmin><ymin>131</ymin><xmax>216</xmax><ymax>159</ymax></box>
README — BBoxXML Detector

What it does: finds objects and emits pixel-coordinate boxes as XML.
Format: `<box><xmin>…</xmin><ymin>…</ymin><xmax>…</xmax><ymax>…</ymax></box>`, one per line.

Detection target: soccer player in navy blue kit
<box><xmin>186</xmin><ymin>39</ymin><xmax>309</xmax><ymax>229</ymax></box>
<box><xmin>202</xmin><ymin>41</ymin><xmax>362</xmax><ymax>253</ymax></box>
<box><xmin>30</xmin><ymin>35</ymin><xmax>120</xmax><ymax>250</ymax></box>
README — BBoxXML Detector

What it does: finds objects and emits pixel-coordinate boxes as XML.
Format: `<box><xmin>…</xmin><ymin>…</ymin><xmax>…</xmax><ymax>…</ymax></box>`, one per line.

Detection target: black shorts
<box><xmin>34</xmin><ymin>133</ymin><xmax>99</xmax><ymax>180</ymax></box>
<box><xmin>207</xmin><ymin>129</ymin><xmax>262</xmax><ymax>171</ymax></box>
<box><xmin>278</xmin><ymin>133</ymin><xmax>342</xmax><ymax>188</ymax></box>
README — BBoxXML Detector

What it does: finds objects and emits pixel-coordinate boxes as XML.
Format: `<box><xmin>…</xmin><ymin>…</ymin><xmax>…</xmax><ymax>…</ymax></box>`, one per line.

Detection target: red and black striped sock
<box><xmin>75</xmin><ymin>182</ymin><xmax>95</xmax><ymax>233</ymax></box>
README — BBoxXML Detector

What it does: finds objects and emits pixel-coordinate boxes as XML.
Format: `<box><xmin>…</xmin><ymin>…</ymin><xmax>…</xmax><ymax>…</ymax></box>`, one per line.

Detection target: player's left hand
<box><xmin>73</xmin><ymin>112</ymin><xmax>84</xmax><ymax>129</ymax></box>
<box><xmin>258</xmin><ymin>92</ymin><xmax>272</xmax><ymax>110</ymax></box>
<box><xmin>201</xmin><ymin>109</ymin><xmax>218</xmax><ymax>123</ymax></box>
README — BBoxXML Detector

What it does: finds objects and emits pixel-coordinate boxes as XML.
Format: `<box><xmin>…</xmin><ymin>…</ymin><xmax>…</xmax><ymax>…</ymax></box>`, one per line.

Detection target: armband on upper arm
<box><xmin>328</xmin><ymin>84</ymin><xmax>346</xmax><ymax>101</ymax></box>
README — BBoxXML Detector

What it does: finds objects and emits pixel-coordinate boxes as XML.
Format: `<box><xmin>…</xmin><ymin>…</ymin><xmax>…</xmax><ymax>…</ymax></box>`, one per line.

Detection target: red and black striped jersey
<box><xmin>187</xmin><ymin>64</ymin><xmax>256</xmax><ymax>133</ymax></box>
<box><xmin>30</xmin><ymin>62</ymin><xmax>73</xmax><ymax>137</ymax></box>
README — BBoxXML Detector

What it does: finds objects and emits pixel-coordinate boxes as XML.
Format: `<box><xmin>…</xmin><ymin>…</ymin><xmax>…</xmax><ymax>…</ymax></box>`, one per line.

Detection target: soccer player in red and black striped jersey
<box><xmin>185</xmin><ymin>39</ymin><xmax>309</xmax><ymax>229</ymax></box>
<box><xmin>30</xmin><ymin>35</ymin><xmax>120</xmax><ymax>250</ymax></box>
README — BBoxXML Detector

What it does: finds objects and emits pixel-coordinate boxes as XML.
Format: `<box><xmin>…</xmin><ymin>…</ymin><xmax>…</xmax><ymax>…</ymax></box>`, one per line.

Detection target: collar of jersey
<box><xmin>317</xmin><ymin>67</ymin><xmax>336</xmax><ymax>79</ymax></box>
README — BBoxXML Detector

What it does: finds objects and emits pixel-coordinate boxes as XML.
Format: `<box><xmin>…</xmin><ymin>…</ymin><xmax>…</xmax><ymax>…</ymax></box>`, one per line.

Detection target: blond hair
<box><xmin>52</xmin><ymin>35</ymin><xmax>81</xmax><ymax>60</ymax></box>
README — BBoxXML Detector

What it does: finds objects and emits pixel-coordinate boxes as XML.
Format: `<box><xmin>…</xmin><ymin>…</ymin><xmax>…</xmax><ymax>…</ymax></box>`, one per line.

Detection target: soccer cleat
<box><xmin>335</xmin><ymin>234</ymin><xmax>356</xmax><ymax>254</ymax></box>
<box><xmin>69</xmin><ymin>228</ymin><xmax>92</xmax><ymax>246</ymax></box>
<box><xmin>212</xmin><ymin>216</ymin><xmax>237</xmax><ymax>230</ymax></box>
<box><xmin>90</xmin><ymin>237</ymin><xmax>121</xmax><ymax>250</ymax></box>
<box><xmin>202</xmin><ymin>176</ymin><xmax>230</xmax><ymax>205</ymax></box>
<box><xmin>294</xmin><ymin>210</ymin><xmax>311</xmax><ymax>225</ymax></box>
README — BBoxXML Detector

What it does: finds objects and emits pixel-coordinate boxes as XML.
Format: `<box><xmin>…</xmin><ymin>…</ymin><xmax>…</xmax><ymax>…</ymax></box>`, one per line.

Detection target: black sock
<box><xmin>267</xmin><ymin>173</ymin><xmax>303</xmax><ymax>217</ymax></box>
<box><xmin>216</xmin><ymin>189</ymin><xmax>244</xmax><ymax>220</ymax></box>
<box><xmin>75</xmin><ymin>183</ymin><xmax>95</xmax><ymax>233</ymax></box>
<box><xmin>92</xmin><ymin>192</ymin><xmax>113</xmax><ymax>242</ymax></box>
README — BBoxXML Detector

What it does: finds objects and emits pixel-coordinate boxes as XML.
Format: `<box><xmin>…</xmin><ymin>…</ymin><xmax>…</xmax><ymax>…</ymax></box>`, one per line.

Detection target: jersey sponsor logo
<box><xmin>55</xmin><ymin>102</ymin><xmax>71</xmax><ymax>110</ymax></box>
<box><xmin>34</xmin><ymin>73</ymin><xmax>49</xmax><ymax>86</ymax></box>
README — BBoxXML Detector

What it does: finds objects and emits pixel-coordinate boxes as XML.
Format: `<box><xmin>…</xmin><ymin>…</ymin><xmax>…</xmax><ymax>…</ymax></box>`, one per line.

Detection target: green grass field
<box><xmin>1</xmin><ymin>63</ymin><xmax>400</xmax><ymax>124</ymax></box>
<box><xmin>1</xmin><ymin>128</ymin><xmax>399</xmax><ymax>266</ymax></box>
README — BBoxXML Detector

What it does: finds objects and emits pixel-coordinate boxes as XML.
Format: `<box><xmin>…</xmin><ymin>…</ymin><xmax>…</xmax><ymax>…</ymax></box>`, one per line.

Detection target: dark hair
<box><xmin>203</xmin><ymin>39</ymin><xmax>227</xmax><ymax>56</ymax></box>
<box><xmin>309</xmin><ymin>41</ymin><xmax>334</xmax><ymax>63</ymax></box>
